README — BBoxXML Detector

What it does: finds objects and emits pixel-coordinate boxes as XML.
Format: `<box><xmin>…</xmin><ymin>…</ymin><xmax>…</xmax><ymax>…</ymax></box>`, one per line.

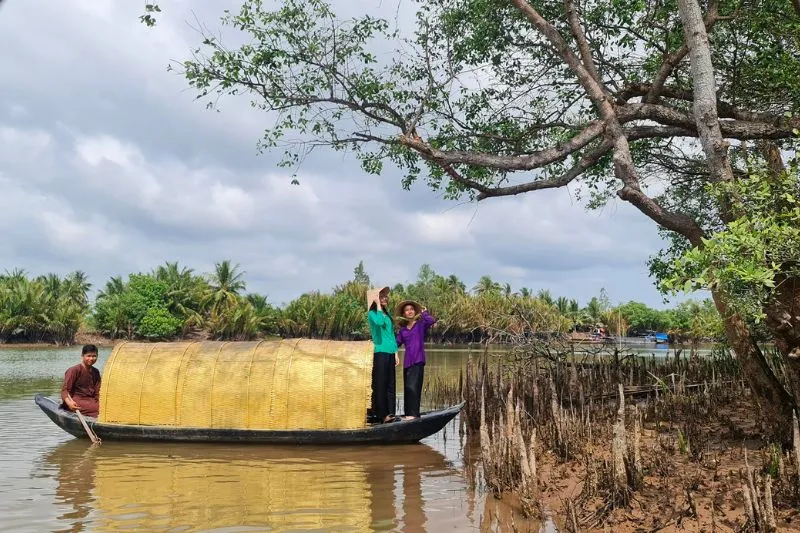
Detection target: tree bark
<box><xmin>764</xmin><ymin>274</ymin><xmax>800</xmax><ymax>414</ymax></box>
<box><xmin>712</xmin><ymin>290</ymin><xmax>794</xmax><ymax>442</ymax></box>
<box><xmin>679</xmin><ymin>0</ymin><xmax>795</xmax><ymax>438</ymax></box>
<box><xmin>757</xmin><ymin>143</ymin><xmax>800</xmax><ymax>408</ymax></box>
<box><xmin>677</xmin><ymin>0</ymin><xmax>734</xmax><ymax>185</ymax></box>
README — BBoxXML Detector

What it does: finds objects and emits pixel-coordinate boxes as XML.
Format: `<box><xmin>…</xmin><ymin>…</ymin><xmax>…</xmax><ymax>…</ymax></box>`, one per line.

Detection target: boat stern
<box><xmin>34</xmin><ymin>394</ymin><xmax>92</xmax><ymax>440</ymax></box>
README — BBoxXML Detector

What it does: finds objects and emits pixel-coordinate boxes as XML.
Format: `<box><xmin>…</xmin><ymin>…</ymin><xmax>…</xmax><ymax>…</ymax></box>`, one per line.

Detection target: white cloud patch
<box><xmin>75</xmin><ymin>135</ymin><xmax>141</xmax><ymax>169</ymax></box>
<box><xmin>413</xmin><ymin>211</ymin><xmax>476</xmax><ymax>247</ymax></box>
<box><xmin>0</xmin><ymin>125</ymin><xmax>52</xmax><ymax>157</ymax></box>
<box><xmin>39</xmin><ymin>211</ymin><xmax>121</xmax><ymax>255</ymax></box>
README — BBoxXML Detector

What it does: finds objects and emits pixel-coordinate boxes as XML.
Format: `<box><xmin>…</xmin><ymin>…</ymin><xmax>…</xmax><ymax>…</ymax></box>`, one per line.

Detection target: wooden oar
<box><xmin>67</xmin><ymin>395</ymin><xmax>101</xmax><ymax>444</ymax></box>
<box><xmin>75</xmin><ymin>410</ymin><xmax>101</xmax><ymax>444</ymax></box>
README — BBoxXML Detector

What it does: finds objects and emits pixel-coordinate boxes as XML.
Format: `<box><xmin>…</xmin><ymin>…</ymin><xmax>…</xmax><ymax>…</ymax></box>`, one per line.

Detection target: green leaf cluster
<box><xmin>0</xmin><ymin>270</ymin><xmax>90</xmax><ymax>344</ymax></box>
<box><xmin>93</xmin><ymin>261</ymin><xmax>278</xmax><ymax>341</ymax></box>
<box><xmin>662</xmin><ymin>161</ymin><xmax>800</xmax><ymax>320</ymax></box>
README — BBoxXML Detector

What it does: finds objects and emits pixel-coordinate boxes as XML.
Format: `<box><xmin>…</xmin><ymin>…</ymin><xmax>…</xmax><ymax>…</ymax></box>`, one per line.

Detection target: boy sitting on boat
<box><xmin>61</xmin><ymin>344</ymin><xmax>101</xmax><ymax>418</ymax></box>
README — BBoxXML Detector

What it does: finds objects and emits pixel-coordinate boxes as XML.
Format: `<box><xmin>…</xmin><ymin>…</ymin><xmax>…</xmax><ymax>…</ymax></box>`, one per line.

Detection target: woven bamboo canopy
<box><xmin>97</xmin><ymin>339</ymin><xmax>373</xmax><ymax>430</ymax></box>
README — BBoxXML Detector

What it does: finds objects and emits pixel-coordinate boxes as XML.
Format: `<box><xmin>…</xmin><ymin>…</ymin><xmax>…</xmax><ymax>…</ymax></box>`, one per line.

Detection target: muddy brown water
<box><xmin>0</xmin><ymin>346</ymin><xmax>545</xmax><ymax>532</ymax></box>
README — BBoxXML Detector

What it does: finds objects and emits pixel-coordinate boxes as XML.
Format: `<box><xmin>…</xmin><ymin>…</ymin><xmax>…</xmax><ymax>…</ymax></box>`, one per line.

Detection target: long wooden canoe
<box><xmin>35</xmin><ymin>394</ymin><xmax>464</xmax><ymax>444</ymax></box>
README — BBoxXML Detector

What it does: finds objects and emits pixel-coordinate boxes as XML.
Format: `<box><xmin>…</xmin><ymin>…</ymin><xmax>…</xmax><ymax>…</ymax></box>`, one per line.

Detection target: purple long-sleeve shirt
<box><xmin>396</xmin><ymin>311</ymin><xmax>437</xmax><ymax>368</ymax></box>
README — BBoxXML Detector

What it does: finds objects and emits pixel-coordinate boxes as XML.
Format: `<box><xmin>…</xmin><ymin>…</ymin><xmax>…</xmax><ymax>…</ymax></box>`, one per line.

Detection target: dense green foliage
<box><xmin>0</xmin><ymin>270</ymin><xmax>90</xmax><ymax>344</ymax></box>
<box><xmin>93</xmin><ymin>261</ymin><xmax>277</xmax><ymax>341</ymax></box>
<box><xmin>663</xmin><ymin>162</ymin><xmax>800</xmax><ymax>322</ymax></box>
<box><xmin>0</xmin><ymin>260</ymin><xmax>721</xmax><ymax>344</ymax></box>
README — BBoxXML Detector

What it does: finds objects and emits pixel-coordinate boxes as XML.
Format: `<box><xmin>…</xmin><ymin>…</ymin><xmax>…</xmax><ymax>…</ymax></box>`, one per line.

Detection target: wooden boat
<box><xmin>35</xmin><ymin>394</ymin><xmax>464</xmax><ymax>444</ymax></box>
<box><xmin>38</xmin><ymin>339</ymin><xmax>464</xmax><ymax>444</ymax></box>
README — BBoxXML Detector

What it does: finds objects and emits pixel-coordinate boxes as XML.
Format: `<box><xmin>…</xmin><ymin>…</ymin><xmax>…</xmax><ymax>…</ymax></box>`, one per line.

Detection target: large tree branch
<box><xmin>620</xmin><ymin>83</ymin><xmax>781</xmax><ymax>123</ymax></box>
<box><xmin>624</xmin><ymin>125</ymin><xmax>696</xmax><ymax>139</ymax></box>
<box><xmin>392</xmin><ymin>101</ymin><xmax>795</xmax><ymax>173</ymax></box>
<box><xmin>563</xmin><ymin>0</ymin><xmax>604</xmax><ymax>89</ymax></box>
<box><xmin>475</xmin><ymin>139</ymin><xmax>613</xmax><ymax>200</ymax></box>
<box><xmin>397</xmin><ymin>120</ymin><xmax>605</xmax><ymax>170</ymax></box>
<box><xmin>618</xmin><ymin>103</ymin><xmax>800</xmax><ymax>139</ymax></box>
<box><xmin>510</xmin><ymin>0</ymin><xmax>705</xmax><ymax>244</ymax></box>
<box><xmin>677</xmin><ymin>0</ymin><xmax>735</xmax><ymax>185</ymax></box>
<box><xmin>611</xmin><ymin>136</ymin><xmax>706</xmax><ymax>244</ymax></box>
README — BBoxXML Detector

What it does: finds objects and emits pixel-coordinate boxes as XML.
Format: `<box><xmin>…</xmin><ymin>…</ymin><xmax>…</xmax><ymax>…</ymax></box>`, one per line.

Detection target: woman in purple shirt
<box><xmin>395</xmin><ymin>300</ymin><xmax>437</xmax><ymax>420</ymax></box>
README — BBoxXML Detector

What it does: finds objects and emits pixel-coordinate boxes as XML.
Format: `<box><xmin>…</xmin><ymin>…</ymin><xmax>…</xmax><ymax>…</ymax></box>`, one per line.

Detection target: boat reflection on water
<box><xmin>43</xmin><ymin>439</ymin><xmax>460</xmax><ymax>532</ymax></box>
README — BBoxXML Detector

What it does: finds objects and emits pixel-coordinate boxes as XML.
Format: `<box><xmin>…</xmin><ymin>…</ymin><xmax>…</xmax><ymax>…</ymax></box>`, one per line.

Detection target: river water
<box><xmin>0</xmin><ymin>345</ymin><xmax>539</xmax><ymax>533</ymax></box>
<box><xmin>0</xmin><ymin>341</ymin><xmax>694</xmax><ymax>532</ymax></box>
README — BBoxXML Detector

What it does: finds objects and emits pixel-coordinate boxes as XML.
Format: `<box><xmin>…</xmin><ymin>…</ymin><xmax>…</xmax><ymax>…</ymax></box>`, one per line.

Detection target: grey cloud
<box><xmin>0</xmin><ymin>0</ymin><xmax>680</xmax><ymax>308</ymax></box>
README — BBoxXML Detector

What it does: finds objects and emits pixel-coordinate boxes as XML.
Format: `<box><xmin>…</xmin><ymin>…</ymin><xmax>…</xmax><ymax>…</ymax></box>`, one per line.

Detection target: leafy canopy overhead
<box><xmin>663</xmin><ymin>160</ymin><xmax>800</xmax><ymax>320</ymax></box>
<box><xmin>175</xmin><ymin>0</ymin><xmax>799</xmax><ymax>209</ymax></box>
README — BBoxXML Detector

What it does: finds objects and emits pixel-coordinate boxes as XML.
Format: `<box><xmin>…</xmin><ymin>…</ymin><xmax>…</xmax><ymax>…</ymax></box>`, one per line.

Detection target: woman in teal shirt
<box><xmin>367</xmin><ymin>286</ymin><xmax>399</xmax><ymax>423</ymax></box>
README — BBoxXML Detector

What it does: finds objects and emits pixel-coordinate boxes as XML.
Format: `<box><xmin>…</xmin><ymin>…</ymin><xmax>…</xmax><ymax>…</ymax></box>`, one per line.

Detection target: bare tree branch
<box><xmin>397</xmin><ymin>120</ymin><xmax>606</xmax><ymax>170</ymax></box>
<box><xmin>475</xmin><ymin>139</ymin><xmax>613</xmax><ymax>200</ymax></box>
<box><xmin>563</xmin><ymin>0</ymin><xmax>604</xmax><ymax>88</ymax></box>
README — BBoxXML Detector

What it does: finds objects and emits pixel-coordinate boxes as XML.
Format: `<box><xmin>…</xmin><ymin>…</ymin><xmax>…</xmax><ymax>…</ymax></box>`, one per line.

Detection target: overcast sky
<box><xmin>0</xmin><ymin>0</ymin><xmax>681</xmax><ymax>308</ymax></box>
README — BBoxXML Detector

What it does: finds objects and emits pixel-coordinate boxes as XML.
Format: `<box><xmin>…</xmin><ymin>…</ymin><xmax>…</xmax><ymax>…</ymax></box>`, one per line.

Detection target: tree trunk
<box><xmin>757</xmin><ymin>142</ymin><xmax>800</xmax><ymax>414</ymax></box>
<box><xmin>764</xmin><ymin>273</ymin><xmax>800</xmax><ymax>417</ymax></box>
<box><xmin>679</xmin><ymin>0</ymin><xmax>795</xmax><ymax>440</ymax></box>
<box><xmin>676</xmin><ymin>0</ymin><xmax>734</xmax><ymax>184</ymax></box>
<box><xmin>713</xmin><ymin>289</ymin><xmax>794</xmax><ymax>443</ymax></box>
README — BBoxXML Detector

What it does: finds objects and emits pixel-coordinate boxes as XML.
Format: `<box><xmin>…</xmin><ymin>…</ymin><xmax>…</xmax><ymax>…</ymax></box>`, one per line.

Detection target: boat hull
<box><xmin>34</xmin><ymin>394</ymin><xmax>463</xmax><ymax>445</ymax></box>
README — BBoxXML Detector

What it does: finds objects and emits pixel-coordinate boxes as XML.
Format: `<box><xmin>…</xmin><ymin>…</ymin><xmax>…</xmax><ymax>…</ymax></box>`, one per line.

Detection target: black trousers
<box><xmin>372</xmin><ymin>352</ymin><xmax>396</xmax><ymax>420</ymax></box>
<box><xmin>403</xmin><ymin>363</ymin><xmax>425</xmax><ymax>418</ymax></box>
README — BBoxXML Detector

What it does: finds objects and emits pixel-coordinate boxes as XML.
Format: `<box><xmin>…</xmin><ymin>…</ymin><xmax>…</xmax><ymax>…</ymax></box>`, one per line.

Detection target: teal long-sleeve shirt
<box><xmin>367</xmin><ymin>309</ymin><xmax>398</xmax><ymax>353</ymax></box>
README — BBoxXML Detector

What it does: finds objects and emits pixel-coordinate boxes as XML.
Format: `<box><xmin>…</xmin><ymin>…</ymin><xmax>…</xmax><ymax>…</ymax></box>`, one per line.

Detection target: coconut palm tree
<box><xmin>204</xmin><ymin>260</ymin><xmax>246</xmax><ymax>312</ymax></box>
<box><xmin>446</xmin><ymin>274</ymin><xmax>466</xmax><ymax>294</ymax></box>
<box><xmin>503</xmin><ymin>283</ymin><xmax>513</xmax><ymax>297</ymax></box>
<box><xmin>97</xmin><ymin>276</ymin><xmax>125</xmax><ymax>300</ymax></box>
<box><xmin>153</xmin><ymin>261</ymin><xmax>205</xmax><ymax>322</ymax></box>
<box><xmin>63</xmin><ymin>271</ymin><xmax>91</xmax><ymax>310</ymax></box>
<box><xmin>472</xmin><ymin>275</ymin><xmax>501</xmax><ymax>297</ymax></box>
<box><xmin>537</xmin><ymin>289</ymin><xmax>554</xmax><ymax>306</ymax></box>
<box><xmin>555</xmin><ymin>296</ymin><xmax>570</xmax><ymax>315</ymax></box>
<box><xmin>1</xmin><ymin>268</ymin><xmax>27</xmax><ymax>283</ymax></box>
<box><xmin>584</xmin><ymin>297</ymin><xmax>604</xmax><ymax>326</ymax></box>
